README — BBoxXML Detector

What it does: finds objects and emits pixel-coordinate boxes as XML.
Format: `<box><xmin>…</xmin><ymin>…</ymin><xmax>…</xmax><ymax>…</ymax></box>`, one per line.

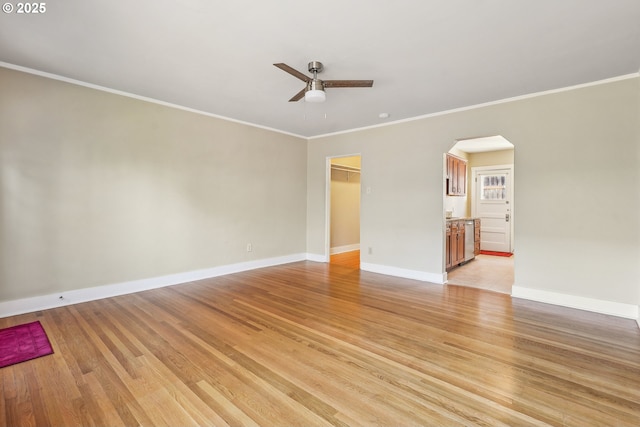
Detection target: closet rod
<box><xmin>331</xmin><ymin>165</ymin><xmax>361</xmax><ymax>174</ymax></box>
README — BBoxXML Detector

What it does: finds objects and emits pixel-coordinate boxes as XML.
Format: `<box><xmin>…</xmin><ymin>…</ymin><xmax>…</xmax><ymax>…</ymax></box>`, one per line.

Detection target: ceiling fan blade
<box><xmin>274</xmin><ymin>63</ymin><xmax>311</xmax><ymax>82</ymax></box>
<box><xmin>323</xmin><ymin>80</ymin><xmax>374</xmax><ymax>88</ymax></box>
<box><xmin>288</xmin><ymin>87</ymin><xmax>306</xmax><ymax>102</ymax></box>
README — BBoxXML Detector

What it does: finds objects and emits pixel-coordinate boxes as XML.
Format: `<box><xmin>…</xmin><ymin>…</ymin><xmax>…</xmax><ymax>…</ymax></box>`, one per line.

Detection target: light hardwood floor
<box><xmin>330</xmin><ymin>250</ymin><xmax>360</xmax><ymax>269</ymax></box>
<box><xmin>447</xmin><ymin>254</ymin><xmax>514</xmax><ymax>294</ymax></box>
<box><xmin>2</xmin><ymin>261</ymin><xmax>639</xmax><ymax>426</ymax></box>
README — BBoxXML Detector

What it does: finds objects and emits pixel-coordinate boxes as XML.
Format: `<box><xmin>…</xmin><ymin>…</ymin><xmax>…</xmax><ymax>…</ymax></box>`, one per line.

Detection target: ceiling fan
<box><xmin>274</xmin><ymin>61</ymin><xmax>373</xmax><ymax>103</ymax></box>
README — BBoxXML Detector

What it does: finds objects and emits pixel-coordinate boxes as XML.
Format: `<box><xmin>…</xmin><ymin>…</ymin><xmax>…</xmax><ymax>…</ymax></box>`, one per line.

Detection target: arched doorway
<box><xmin>444</xmin><ymin>136</ymin><xmax>515</xmax><ymax>293</ymax></box>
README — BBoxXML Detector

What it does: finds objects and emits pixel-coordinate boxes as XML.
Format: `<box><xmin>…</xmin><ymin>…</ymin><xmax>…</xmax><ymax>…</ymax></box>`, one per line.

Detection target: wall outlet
<box><xmin>368</xmin><ymin>246</ymin><xmax>373</xmax><ymax>255</ymax></box>
<box><xmin>246</xmin><ymin>243</ymin><xmax>252</xmax><ymax>252</ymax></box>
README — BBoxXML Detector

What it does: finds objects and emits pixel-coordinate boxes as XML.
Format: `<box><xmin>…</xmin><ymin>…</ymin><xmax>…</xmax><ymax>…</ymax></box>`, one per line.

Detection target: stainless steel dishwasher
<box><xmin>464</xmin><ymin>220</ymin><xmax>475</xmax><ymax>262</ymax></box>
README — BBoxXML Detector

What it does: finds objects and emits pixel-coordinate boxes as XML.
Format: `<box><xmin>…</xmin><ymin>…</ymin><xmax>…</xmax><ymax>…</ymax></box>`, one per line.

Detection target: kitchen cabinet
<box><xmin>447</xmin><ymin>219</ymin><xmax>466</xmax><ymax>269</ymax></box>
<box><xmin>474</xmin><ymin>219</ymin><xmax>481</xmax><ymax>255</ymax></box>
<box><xmin>454</xmin><ymin>220</ymin><xmax>465</xmax><ymax>265</ymax></box>
<box><xmin>445</xmin><ymin>222</ymin><xmax>452</xmax><ymax>269</ymax></box>
<box><xmin>449</xmin><ymin>221</ymin><xmax>458</xmax><ymax>269</ymax></box>
<box><xmin>446</xmin><ymin>154</ymin><xmax>467</xmax><ymax>196</ymax></box>
<box><xmin>446</xmin><ymin>218</ymin><xmax>481</xmax><ymax>271</ymax></box>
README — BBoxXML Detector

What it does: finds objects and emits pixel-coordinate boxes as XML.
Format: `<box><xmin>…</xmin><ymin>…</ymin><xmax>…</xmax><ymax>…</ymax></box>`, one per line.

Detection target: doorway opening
<box><xmin>444</xmin><ymin>136</ymin><xmax>515</xmax><ymax>294</ymax></box>
<box><xmin>326</xmin><ymin>155</ymin><xmax>361</xmax><ymax>269</ymax></box>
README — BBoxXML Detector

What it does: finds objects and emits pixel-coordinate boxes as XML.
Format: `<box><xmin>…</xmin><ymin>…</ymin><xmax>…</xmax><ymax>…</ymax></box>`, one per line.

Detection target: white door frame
<box><xmin>471</xmin><ymin>164</ymin><xmax>515</xmax><ymax>252</ymax></box>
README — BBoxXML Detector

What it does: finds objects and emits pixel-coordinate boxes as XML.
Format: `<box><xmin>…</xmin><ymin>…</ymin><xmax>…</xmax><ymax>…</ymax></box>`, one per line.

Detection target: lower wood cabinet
<box><xmin>474</xmin><ymin>219</ymin><xmax>481</xmax><ymax>255</ymax></box>
<box><xmin>446</xmin><ymin>218</ymin><xmax>480</xmax><ymax>271</ymax></box>
<box><xmin>446</xmin><ymin>220</ymin><xmax>465</xmax><ymax>270</ymax></box>
<box><xmin>445</xmin><ymin>222</ymin><xmax>452</xmax><ymax>270</ymax></box>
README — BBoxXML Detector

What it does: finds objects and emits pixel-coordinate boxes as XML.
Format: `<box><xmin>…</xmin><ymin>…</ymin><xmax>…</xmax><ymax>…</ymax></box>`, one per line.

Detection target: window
<box><xmin>480</xmin><ymin>174</ymin><xmax>507</xmax><ymax>200</ymax></box>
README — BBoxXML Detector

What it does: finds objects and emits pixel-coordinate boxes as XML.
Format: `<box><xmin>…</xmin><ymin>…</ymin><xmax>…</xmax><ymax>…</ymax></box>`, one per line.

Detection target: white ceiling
<box><xmin>1</xmin><ymin>1</ymin><xmax>639</xmax><ymax>138</ymax></box>
<box><xmin>454</xmin><ymin>135</ymin><xmax>514</xmax><ymax>153</ymax></box>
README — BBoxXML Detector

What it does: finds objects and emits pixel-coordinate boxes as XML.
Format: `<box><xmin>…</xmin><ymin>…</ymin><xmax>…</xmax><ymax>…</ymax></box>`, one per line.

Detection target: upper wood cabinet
<box><xmin>446</xmin><ymin>154</ymin><xmax>467</xmax><ymax>196</ymax></box>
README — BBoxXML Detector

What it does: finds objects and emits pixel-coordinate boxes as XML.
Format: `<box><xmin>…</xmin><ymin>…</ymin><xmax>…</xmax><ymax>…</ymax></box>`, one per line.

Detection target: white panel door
<box><xmin>473</xmin><ymin>168</ymin><xmax>512</xmax><ymax>253</ymax></box>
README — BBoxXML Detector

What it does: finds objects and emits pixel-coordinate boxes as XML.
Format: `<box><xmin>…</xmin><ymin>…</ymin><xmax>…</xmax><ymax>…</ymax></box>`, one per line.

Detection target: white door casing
<box><xmin>472</xmin><ymin>166</ymin><xmax>513</xmax><ymax>253</ymax></box>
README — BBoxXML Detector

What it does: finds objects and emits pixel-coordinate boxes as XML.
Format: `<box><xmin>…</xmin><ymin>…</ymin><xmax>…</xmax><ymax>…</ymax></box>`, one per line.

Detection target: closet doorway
<box><xmin>328</xmin><ymin>155</ymin><xmax>361</xmax><ymax>269</ymax></box>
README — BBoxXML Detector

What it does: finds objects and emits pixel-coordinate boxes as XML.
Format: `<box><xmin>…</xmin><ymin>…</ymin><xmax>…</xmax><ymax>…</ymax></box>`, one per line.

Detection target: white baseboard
<box><xmin>305</xmin><ymin>253</ymin><xmax>328</xmax><ymax>263</ymax></box>
<box><xmin>330</xmin><ymin>244</ymin><xmax>360</xmax><ymax>255</ymax></box>
<box><xmin>360</xmin><ymin>262</ymin><xmax>445</xmax><ymax>284</ymax></box>
<box><xmin>0</xmin><ymin>253</ymin><xmax>307</xmax><ymax>318</ymax></box>
<box><xmin>512</xmin><ymin>286</ymin><xmax>639</xmax><ymax>320</ymax></box>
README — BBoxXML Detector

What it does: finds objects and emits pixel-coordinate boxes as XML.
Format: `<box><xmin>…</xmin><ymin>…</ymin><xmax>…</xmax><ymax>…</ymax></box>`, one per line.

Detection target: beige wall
<box><xmin>307</xmin><ymin>77</ymin><xmax>640</xmax><ymax>306</ymax></box>
<box><xmin>332</xmin><ymin>156</ymin><xmax>361</xmax><ymax>169</ymax></box>
<box><xmin>0</xmin><ymin>67</ymin><xmax>307</xmax><ymax>302</ymax></box>
<box><xmin>468</xmin><ymin>149</ymin><xmax>514</xmax><ymax>167</ymax></box>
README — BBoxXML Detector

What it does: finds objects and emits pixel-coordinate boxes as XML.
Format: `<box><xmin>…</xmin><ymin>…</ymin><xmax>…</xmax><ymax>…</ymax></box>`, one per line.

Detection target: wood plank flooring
<box><xmin>330</xmin><ymin>250</ymin><xmax>360</xmax><ymax>269</ymax></box>
<box><xmin>2</xmin><ymin>260</ymin><xmax>640</xmax><ymax>426</ymax></box>
<box><xmin>447</xmin><ymin>254</ymin><xmax>514</xmax><ymax>294</ymax></box>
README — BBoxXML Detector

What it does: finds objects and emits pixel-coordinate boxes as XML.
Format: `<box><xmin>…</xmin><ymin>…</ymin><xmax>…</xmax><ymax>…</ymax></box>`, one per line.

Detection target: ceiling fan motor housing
<box><xmin>307</xmin><ymin>79</ymin><xmax>325</xmax><ymax>91</ymax></box>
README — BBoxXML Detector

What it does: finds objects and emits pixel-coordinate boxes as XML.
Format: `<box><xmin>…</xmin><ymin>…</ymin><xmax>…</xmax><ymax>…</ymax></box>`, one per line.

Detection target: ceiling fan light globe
<box><xmin>305</xmin><ymin>89</ymin><xmax>326</xmax><ymax>103</ymax></box>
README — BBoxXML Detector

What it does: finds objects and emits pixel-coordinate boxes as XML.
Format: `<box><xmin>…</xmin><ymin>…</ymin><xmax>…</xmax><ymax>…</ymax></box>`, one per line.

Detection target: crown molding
<box><xmin>0</xmin><ymin>61</ymin><xmax>307</xmax><ymax>140</ymax></box>
<box><xmin>308</xmin><ymin>72</ymin><xmax>640</xmax><ymax>140</ymax></box>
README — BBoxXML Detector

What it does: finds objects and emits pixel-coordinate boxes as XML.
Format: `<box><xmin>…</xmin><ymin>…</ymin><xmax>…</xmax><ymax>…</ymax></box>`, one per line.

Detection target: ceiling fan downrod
<box><xmin>308</xmin><ymin>61</ymin><xmax>324</xmax><ymax>77</ymax></box>
<box><xmin>307</xmin><ymin>61</ymin><xmax>324</xmax><ymax>92</ymax></box>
